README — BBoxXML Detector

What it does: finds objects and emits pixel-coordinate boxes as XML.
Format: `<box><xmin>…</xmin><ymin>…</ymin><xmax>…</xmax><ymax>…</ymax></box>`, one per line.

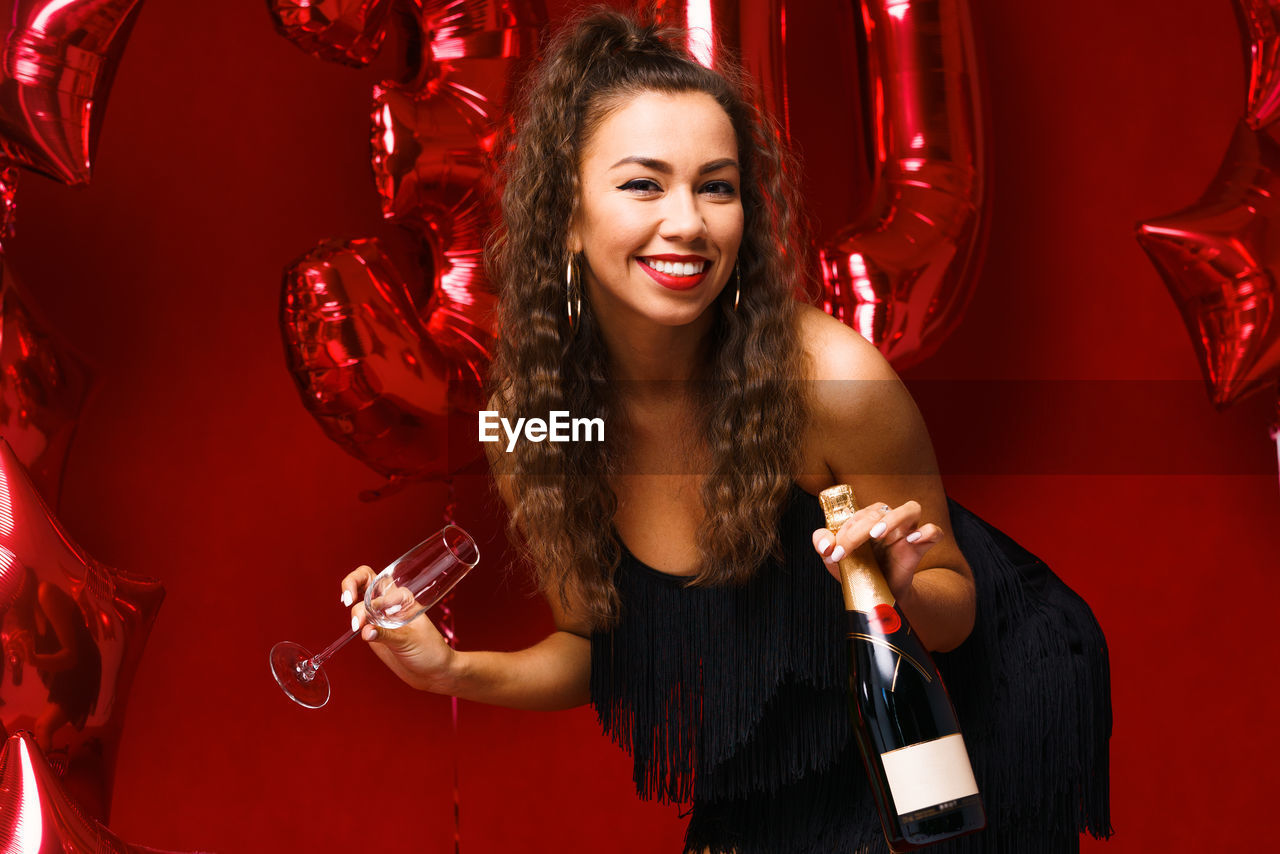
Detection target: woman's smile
<box><xmin>636</xmin><ymin>255</ymin><xmax>712</xmax><ymax>290</ymax></box>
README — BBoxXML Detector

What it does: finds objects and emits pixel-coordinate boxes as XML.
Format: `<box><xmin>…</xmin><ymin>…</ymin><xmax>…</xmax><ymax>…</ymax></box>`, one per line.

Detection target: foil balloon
<box><xmin>817</xmin><ymin>0</ymin><xmax>990</xmax><ymax>369</ymax></box>
<box><xmin>1236</xmin><ymin>0</ymin><xmax>1280</xmax><ymax>130</ymax></box>
<box><xmin>370</xmin><ymin>0</ymin><xmax>545</xmax><ymax>371</ymax></box>
<box><xmin>266</xmin><ymin>0</ymin><xmax>395</xmax><ymax>67</ymax></box>
<box><xmin>281</xmin><ymin>237</ymin><xmax>483</xmax><ymax>495</ymax></box>
<box><xmin>0</xmin><ymin>437</ymin><xmax>164</xmax><ymax>821</ymax></box>
<box><xmin>1136</xmin><ymin>120</ymin><xmax>1280</xmax><ymax>410</ymax></box>
<box><xmin>1</xmin><ymin>164</ymin><xmax>15</xmax><ymax>251</ymax></box>
<box><xmin>0</xmin><ymin>266</ymin><xmax>94</xmax><ymax>507</ymax></box>
<box><xmin>0</xmin><ymin>731</ymin><xmax>205</xmax><ymax>853</ymax></box>
<box><xmin>0</xmin><ymin>0</ymin><xmax>147</xmax><ymax>186</ymax></box>
<box><xmin>369</xmin><ymin>76</ymin><xmax>499</xmax><ymax>379</ymax></box>
<box><xmin>274</xmin><ymin>1</ymin><xmax>545</xmax><ymax>489</ymax></box>
<box><xmin>640</xmin><ymin>0</ymin><xmax>790</xmax><ymax>136</ymax></box>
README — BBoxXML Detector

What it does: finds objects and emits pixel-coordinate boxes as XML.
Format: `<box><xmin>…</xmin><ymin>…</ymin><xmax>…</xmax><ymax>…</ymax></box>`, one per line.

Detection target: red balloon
<box><xmin>1136</xmin><ymin>120</ymin><xmax>1280</xmax><ymax>410</ymax></box>
<box><xmin>0</xmin><ymin>265</ymin><xmax>94</xmax><ymax>506</ymax></box>
<box><xmin>817</xmin><ymin>0</ymin><xmax>990</xmax><ymax>369</ymax></box>
<box><xmin>0</xmin><ymin>437</ymin><xmax>164</xmax><ymax>821</ymax></box>
<box><xmin>266</xmin><ymin>0</ymin><xmax>395</xmax><ymax>67</ymax></box>
<box><xmin>281</xmin><ymin>238</ymin><xmax>483</xmax><ymax>494</ymax></box>
<box><xmin>0</xmin><ymin>165</ymin><xmax>15</xmax><ymax>249</ymax></box>
<box><xmin>641</xmin><ymin>0</ymin><xmax>790</xmax><ymax>132</ymax></box>
<box><xmin>406</xmin><ymin>0</ymin><xmax>545</xmax><ymax>66</ymax></box>
<box><xmin>273</xmin><ymin>2</ymin><xmax>545</xmax><ymax>489</ymax></box>
<box><xmin>0</xmin><ymin>731</ymin><xmax>204</xmax><ymax>852</ymax></box>
<box><xmin>0</xmin><ymin>0</ymin><xmax>147</xmax><ymax>186</ymax></box>
<box><xmin>1236</xmin><ymin>0</ymin><xmax>1280</xmax><ymax>130</ymax></box>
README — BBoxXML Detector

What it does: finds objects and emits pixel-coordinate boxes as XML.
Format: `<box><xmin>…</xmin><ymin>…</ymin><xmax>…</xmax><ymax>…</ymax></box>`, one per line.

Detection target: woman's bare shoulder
<box><xmin>793</xmin><ymin>301</ymin><xmax>898</xmax><ymax>390</ymax></box>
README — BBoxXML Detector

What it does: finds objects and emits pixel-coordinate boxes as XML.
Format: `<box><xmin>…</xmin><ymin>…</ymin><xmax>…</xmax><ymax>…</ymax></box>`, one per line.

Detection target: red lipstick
<box><xmin>637</xmin><ymin>256</ymin><xmax>710</xmax><ymax>291</ymax></box>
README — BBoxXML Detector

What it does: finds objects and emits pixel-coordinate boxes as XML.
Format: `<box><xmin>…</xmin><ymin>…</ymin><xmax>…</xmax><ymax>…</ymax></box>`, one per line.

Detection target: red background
<box><xmin>4</xmin><ymin>0</ymin><xmax>1276</xmax><ymax>850</ymax></box>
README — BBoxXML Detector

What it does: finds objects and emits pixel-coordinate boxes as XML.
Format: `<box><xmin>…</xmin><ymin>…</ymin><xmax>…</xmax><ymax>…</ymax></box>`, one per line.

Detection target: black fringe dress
<box><xmin>589</xmin><ymin>483</ymin><xmax>1113</xmax><ymax>853</ymax></box>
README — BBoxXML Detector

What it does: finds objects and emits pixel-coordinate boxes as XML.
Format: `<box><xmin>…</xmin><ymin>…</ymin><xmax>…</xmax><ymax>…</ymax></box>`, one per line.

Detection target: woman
<box><xmin>342</xmin><ymin>7</ymin><xmax>1110</xmax><ymax>853</ymax></box>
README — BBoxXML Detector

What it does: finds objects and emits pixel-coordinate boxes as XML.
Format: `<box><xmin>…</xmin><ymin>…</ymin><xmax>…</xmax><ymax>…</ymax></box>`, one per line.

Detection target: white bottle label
<box><xmin>880</xmin><ymin>733</ymin><xmax>979</xmax><ymax>817</ymax></box>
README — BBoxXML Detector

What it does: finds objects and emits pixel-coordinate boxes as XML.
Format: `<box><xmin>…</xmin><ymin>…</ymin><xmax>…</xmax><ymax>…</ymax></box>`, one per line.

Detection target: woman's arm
<box><xmin>345</xmin><ymin>421</ymin><xmax>594</xmax><ymax>711</ymax></box>
<box><xmin>801</xmin><ymin>306</ymin><xmax>976</xmax><ymax>652</ymax></box>
<box><xmin>447</xmin><ymin>590</ymin><xmax>592</xmax><ymax>710</ymax></box>
<box><xmin>345</xmin><ymin>566</ymin><xmax>593</xmax><ymax>711</ymax></box>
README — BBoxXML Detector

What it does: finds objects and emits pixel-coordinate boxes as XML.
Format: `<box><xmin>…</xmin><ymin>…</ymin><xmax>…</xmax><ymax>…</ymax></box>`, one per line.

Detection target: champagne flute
<box><xmin>270</xmin><ymin>524</ymin><xmax>479</xmax><ymax>709</ymax></box>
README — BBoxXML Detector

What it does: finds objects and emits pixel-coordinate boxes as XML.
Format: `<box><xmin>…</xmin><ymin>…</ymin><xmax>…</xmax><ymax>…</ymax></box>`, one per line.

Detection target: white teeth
<box><xmin>641</xmin><ymin>258</ymin><xmax>708</xmax><ymax>277</ymax></box>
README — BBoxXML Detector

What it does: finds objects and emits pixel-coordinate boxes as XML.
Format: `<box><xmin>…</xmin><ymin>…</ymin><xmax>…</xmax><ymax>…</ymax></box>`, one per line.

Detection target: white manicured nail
<box><xmin>385</xmin><ymin>604</ymin><xmax>402</xmax><ymax>617</ymax></box>
<box><xmin>818</xmin><ymin>538</ymin><xmax>832</xmax><ymax>553</ymax></box>
<box><xmin>906</xmin><ymin>531</ymin><xmax>923</xmax><ymax>543</ymax></box>
<box><xmin>341</xmin><ymin>590</ymin><xmax>353</xmax><ymax>607</ymax></box>
<box><xmin>351</xmin><ymin>615</ymin><xmax>360</xmax><ymax>632</ymax></box>
<box><xmin>869</xmin><ymin>521</ymin><xmax>887</xmax><ymax>539</ymax></box>
<box><xmin>830</xmin><ymin>545</ymin><xmax>845</xmax><ymax>562</ymax></box>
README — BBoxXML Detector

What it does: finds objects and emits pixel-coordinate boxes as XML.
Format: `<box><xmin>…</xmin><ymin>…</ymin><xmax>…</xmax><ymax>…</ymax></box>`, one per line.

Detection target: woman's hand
<box><xmin>811</xmin><ymin>499</ymin><xmax>944</xmax><ymax>606</ymax></box>
<box><xmin>340</xmin><ymin>565</ymin><xmax>458</xmax><ymax>695</ymax></box>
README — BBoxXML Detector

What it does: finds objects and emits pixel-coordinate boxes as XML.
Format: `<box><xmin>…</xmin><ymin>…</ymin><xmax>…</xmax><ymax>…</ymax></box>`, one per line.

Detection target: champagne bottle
<box><xmin>819</xmin><ymin>484</ymin><xmax>985</xmax><ymax>851</ymax></box>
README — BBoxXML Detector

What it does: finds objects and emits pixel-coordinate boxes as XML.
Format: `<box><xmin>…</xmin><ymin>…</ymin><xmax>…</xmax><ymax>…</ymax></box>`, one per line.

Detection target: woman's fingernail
<box><xmin>351</xmin><ymin>615</ymin><xmax>360</xmax><ymax>633</ymax></box>
<box><xmin>830</xmin><ymin>545</ymin><xmax>845</xmax><ymax>562</ymax></box>
<box><xmin>362</xmin><ymin>625</ymin><xmax>376</xmax><ymax>641</ymax></box>
<box><xmin>385</xmin><ymin>604</ymin><xmax>402</xmax><ymax>617</ymax></box>
<box><xmin>906</xmin><ymin>531</ymin><xmax>923</xmax><ymax>543</ymax></box>
<box><xmin>818</xmin><ymin>538</ymin><xmax>832</xmax><ymax>553</ymax></box>
<box><xmin>341</xmin><ymin>590</ymin><xmax>354</xmax><ymax>607</ymax></box>
<box><xmin>869</xmin><ymin>521</ymin><xmax>887</xmax><ymax>539</ymax></box>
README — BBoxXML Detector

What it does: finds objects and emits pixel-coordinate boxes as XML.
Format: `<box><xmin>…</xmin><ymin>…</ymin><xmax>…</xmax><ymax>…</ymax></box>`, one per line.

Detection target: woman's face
<box><xmin>569</xmin><ymin>89</ymin><xmax>744</xmax><ymax>332</ymax></box>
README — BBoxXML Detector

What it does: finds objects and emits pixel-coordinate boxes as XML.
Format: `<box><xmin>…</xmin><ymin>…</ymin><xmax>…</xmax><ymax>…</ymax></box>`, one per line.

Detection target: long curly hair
<box><xmin>484</xmin><ymin>4</ymin><xmax>815</xmax><ymax>628</ymax></box>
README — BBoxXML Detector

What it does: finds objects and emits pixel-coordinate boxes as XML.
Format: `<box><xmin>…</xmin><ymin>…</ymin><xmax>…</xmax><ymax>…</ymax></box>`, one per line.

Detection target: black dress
<box><xmin>589</xmin><ymin>483</ymin><xmax>1112</xmax><ymax>853</ymax></box>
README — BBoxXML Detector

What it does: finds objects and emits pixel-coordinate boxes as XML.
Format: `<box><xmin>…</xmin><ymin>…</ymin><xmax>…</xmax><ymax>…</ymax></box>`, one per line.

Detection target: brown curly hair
<box><xmin>484</xmin><ymin>3</ymin><xmax>816</xmax><ymax>628</ymax></box>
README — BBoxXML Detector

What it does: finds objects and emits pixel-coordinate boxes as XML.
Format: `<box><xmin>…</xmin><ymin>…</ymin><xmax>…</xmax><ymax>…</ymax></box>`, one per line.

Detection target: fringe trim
<box><xmin>589</xmin><ymin>487</ymin><xmax>1114</xmax><ymax>851</ymax></box>
<box><xmin>590</xmin><ymin>484</ymin><xmax>847</xmax><ymax>803</ymax></box>
<box><xmin>937</xmin><ymin>498</ymin><xmax>1114</xmax><ymax>843</ymax></box>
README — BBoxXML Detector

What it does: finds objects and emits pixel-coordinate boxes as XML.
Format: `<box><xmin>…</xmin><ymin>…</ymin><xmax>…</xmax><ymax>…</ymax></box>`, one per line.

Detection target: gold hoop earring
<box><xmin>566</xmin><ymin>256</ymin><xmax>582</xmax><ymax>329</ymax></box>
<box><xmin>733</xmin><ymin>265</ymin><xmax>741</xmax><ymax>312</ymax></box>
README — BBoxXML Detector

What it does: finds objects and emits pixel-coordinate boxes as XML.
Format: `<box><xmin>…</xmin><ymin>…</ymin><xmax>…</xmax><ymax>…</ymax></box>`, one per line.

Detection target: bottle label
<box><xmin>880</xmin><ymin>733</ymin><xmax>979</xmax><ymax>817</ymax></box>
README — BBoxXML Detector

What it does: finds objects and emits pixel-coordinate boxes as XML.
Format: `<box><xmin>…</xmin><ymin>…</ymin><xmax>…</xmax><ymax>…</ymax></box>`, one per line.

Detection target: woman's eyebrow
<box><xmin>608</xmin><ymin>155</ymin><xmax>739</xmax><ymax>174</ymax></box>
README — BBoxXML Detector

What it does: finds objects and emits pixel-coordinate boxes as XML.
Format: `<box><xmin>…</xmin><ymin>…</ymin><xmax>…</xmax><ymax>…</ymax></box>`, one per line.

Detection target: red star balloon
<box><xmin>0</xmin><ymin>0</ymin><xmax>147</xmax><ymax>186</ymax></box>
<box><xmin>816</xmin><ymin>0</ymin><xmax>990</xmax><ymax>369</ymax></box>
<box><xmin>0</xmin><ymin>731</ymin><xmax>205</xmax><ymax>852</ymax></box>
<box><xmin>0</xmin><ymin>264</ymin><xmax>94</xmax><ymax>507</ymax></box>
<box><xmin>266</xmin><ymin>0</ymin><xmax>395</xmax><ymax>67</ymax></box>
<box><xmin>1236</xmin><ymin>0</ymin><xmax>1280</xmax><ymax>130</ymax></box>
<box><xmin>1136</xmin><ymin>120</ymin><xmax>1280</xmax><ymax>410</ymax></box>
<box><xmin>0</xmin><ymin>437</ymin><xmax>164</xmax><ymax>820</ymax></box>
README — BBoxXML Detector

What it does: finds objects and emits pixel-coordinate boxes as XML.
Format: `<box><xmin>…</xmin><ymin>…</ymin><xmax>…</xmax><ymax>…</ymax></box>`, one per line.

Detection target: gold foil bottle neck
<box><xmin>819</xmin><ymin>484</ymin><xmax>860</xmax><ymax>531</ymax></box>
<box><xmin>819</xmin><ymin>483</ymin><xmax>895</xmax><ymax>612</ymax></box>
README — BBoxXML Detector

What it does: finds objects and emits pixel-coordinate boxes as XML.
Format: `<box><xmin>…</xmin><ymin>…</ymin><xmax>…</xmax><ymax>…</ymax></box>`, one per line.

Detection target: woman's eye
<box><xmin>618</xmin><ymin>179</ymin><xmax>660</xmax><ymax>192</ymax></box>
<box><xmin>702</xmin><ymin>181</ymin><xmax>736</xmax><ymax>196</ymax></box>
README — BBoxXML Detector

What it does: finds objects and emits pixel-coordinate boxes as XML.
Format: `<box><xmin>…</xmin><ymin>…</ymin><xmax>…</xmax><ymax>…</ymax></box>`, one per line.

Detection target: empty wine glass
<box><xmin>270</xmin><ymin>524</ymin><xmax>479</xmax><ymax>709</ymax></box>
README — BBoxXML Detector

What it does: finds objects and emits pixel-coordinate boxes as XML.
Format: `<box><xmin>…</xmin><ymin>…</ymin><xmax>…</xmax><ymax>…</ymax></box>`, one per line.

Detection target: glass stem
<box><xmin>300</xmin><ymin>629</ymin><xmax>361</xmax><ymax>681</ymax></box>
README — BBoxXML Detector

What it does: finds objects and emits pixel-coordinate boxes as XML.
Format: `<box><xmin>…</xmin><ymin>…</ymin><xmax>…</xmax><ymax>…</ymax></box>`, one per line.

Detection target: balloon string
<box><xmin>442</xmin><ymin>481</ymin><xmax>461</xmax><ymax>853</ymax></box>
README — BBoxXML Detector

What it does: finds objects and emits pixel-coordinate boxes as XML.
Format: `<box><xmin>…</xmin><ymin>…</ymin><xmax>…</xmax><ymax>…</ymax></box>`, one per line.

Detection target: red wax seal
<box><xmin>871</xmin><ymin>603</ymin><xmax>902</xmax><ymax>634</ymax></box>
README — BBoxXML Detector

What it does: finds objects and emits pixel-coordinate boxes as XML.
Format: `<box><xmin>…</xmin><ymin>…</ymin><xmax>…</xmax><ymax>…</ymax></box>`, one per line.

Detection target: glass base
<box><xmin>270</xmin><ymin>641</ymin><xmax>331</xmax><ymax>709</ymax></box>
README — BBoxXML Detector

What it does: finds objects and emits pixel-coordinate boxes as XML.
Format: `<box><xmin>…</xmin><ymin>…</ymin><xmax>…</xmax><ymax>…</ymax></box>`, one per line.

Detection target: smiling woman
<box><xmin>337</xmin><ymin>5</ymin><xmax>1110</xmax><ymax>854</ymax></box>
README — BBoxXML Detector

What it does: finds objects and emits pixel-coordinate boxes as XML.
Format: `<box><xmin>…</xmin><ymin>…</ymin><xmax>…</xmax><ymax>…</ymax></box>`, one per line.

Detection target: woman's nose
<box><xmin>658</xmin><ymin>188</ymin><xmax>707</xmax><ymax>241</ymax></box>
